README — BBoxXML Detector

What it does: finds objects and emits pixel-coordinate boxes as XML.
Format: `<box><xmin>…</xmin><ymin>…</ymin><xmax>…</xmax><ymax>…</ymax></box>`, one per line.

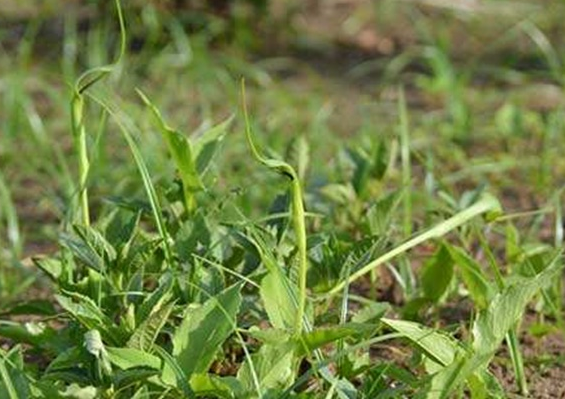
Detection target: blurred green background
<box><xmin>1</xmin><ymin>0</ymin><xmax>564</xmax><ymax>263</ymax></box>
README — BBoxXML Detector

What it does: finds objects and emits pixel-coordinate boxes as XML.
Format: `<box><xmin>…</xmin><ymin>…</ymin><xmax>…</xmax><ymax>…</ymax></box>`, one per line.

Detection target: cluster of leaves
<box><xmin>1</xmin><ymin>79</ymin><xmax>562</xmax><ymax>398</ymax></box>
<box><xmin>1</xmin><ymin>2</ymin><xmax>564</xmax><ymax>399</ymax></box>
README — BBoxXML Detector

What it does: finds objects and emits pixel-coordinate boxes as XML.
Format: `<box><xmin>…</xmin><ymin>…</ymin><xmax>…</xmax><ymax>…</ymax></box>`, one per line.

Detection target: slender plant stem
<box><xmin>71</xmin><ymin>95</ymin><xmax>90</xmax><ymax>227</ymax></box>
<box><xmin>240</xmin><ymin>79</ymin><xmax>308</xmax><ymax>334</ymax></box>
<box><xmin>291</xmin><ymin>178</ymin><xmax>308</xmax><ymax>334</ymax></box>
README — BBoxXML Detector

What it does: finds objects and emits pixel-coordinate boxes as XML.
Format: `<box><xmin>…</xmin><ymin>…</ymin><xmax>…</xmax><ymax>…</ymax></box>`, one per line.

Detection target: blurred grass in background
<box><xmin>0</xmin><ymin>0</ymin><xmax>564</xmax><ymax>277</ymax></box>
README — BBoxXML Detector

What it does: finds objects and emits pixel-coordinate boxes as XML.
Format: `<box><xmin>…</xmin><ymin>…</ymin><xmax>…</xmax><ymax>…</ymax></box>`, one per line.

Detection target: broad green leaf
<box><xmin>106</xmin><ymin>347</ymin><xmax>161</xmax><ymax>370</ymax></box>
<box><xmin>0</xmin><ymin>321</ymin><xmax>54</xmax><ymax>348</ymax></box>
<box><xmin>112</xmin><ymin>367</ymin><xmax>160</xmax><ymax>389</ymax></box>
<box><xmin>260</xmin><ymin>270</ymin><xmax>298</xmax><ymax>330</ymax></box>
<box><xmin>421</xmin><ymin>244</ymin><xmax>454</xmax><ymax>302</ymax></box>
<box><xmin>296</xmin><ymin>324</ymin><xmax>377</xmax><ymax>357</ymax></box>
<box><xmin>0</xmin><ymin>299</ymin><xmax>56</xmax><ymax>317</ymax></box>
<box><xmin>55</xmin><ymin>292</ymin><xmax>118</xmax><ymax>343</ymax></box>
<box><xmin>246</xmin><ymin>227</ymin><xmax>301</xmax><ymax>330</ymax></box>
<box><xmin>246</xmin><ymin>327</ymin><xmax>291</xmax><ymax>345</ymax></box>
<box><xmin>472</xmin><ymin>252</ymin><xmax>562</xmax><ymax>354</ymax></box>
<box><xmin>123</xmin><ymin>237</ymin><xmax>162</xmax><ymax>274</ymax></box>
<box><xmin>33</xmin><ymin>257</ymin><xmax>64</xmax><ymax>282</ymax></box>
<box><xmin>103</xmin><ymin>210</ymin><xmax>140</xmax><ymax>250</ymax></box>
<box><xmin>351</xmin><ymin>302</ymin><xmax>390</xmax><ymax>324</ymax></box>
<box><xmin>445</xmin><ymin>244</ymin><xmax>494</xmax><ymax>310</ymax></box>
<box><xmin>59</xmin><ymin>233</ymin><xmax>104</xmax><ymax>273</ymax></box>
<box><xmin>128</xmin><ymin>301</ymin><xmax>175</xmax><ymax>351</ymax></box>
<box><xmin>172</xmin><ymin>284</ymin><xmax>242</xmax><ymax>378</ymax></box>
<box><xmin>238</xmin><ymin>342</ymin><xmax>297</xmax><ymax>395</ymax></box>
<box><xmin>381</xmin><ymin>318</ymin><xmax>460</xmax><ymax>367</ymax></box>
<box><xmin>72</xmin><ymin>224</ymin><xmax>116</xmax><ymax>264</ymax></box>
<box><xmin>190</xmin><ymin>373</ymin><xmax>245</xmax><ymax>399</ymax></box>
<box><xmin>44</xmin><ymin>347</ymin><xmax>90</xmax><ymax>379</ymax></box>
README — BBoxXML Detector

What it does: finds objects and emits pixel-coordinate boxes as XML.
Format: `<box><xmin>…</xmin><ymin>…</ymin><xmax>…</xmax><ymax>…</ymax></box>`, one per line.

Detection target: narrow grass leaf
<box><xmin>0</xmin><ymin>347</ymin><xmax>30</xmax><ymax>399</ymax></box>
<box><xmin>0</xmin><ymin>174</ymin><xmax>21</xmax><ymax>257</ymax></box>
<box><xmin>154</xmin><ymin>345</ymin><xmax>195</xmax><ymax>398</ymax></box>
<box><xmin>329</xmin><ymin>194</ymin><xmax>501</xmax><ymax>295</ymax></box>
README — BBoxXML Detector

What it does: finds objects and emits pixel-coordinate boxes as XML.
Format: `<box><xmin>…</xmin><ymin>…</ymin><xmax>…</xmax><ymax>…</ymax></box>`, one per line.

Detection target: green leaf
<box><xmin>87</xmin><ymin>90</ymin><xmax>174</xmax><ymax>267</ymax></box>
<box><xmin>172</xmin><ymin>284</ymin><xmax>242</xmax><ymax>378</ymax></box>
<box><xmin>260</xmin><ymin>270</ymin><xmax>298</xmax><ymax>330</ymax></box>
<box><xmin>381</xmin><ymin>318</ymin><xmax>461</xmax><ymax>367</ymax></box>
<box><xmin>154</xmin><ymin>346</ymin><xmax>195</xmax><ymax>398</ymax></box>
<box><xmin>472</xmin><ymin>252</ymin><xmax>563</xmax><ymax>355</ymax></box>
<box><xmin>295</xmin><ymin>324</ymin><xmax>377</xmax><ymax>357</ymax></box>
<box><xmin>445</xmin><ymin>244</ymin><xmax>494</xmax><ymax>310</ymax></box>
<box><xmin>0</xmin><ymin>321</ymin><xmax>54</xmax><ymax>348</ymax></box>
<box><xmin>424</xmin><ymin>251</ymin><xmax>563</xmax><ymax>399</ymax></box>
<box><xmin>103</xmin><ymin>210</ymin><xmax>140</xmax><ymax>250</ymax></box>
<box><xmin>59</xmin><ymin>233</ymin><xmax>104</xmax><ymax>273</ymax></box>
<box><xmin>190</xmin><ymin>373</ymin><xmax>245</xmax><ymax>399</ymax></box>
<box><xmin>0</xmin><ymin>347</ymin><xmax>30</xmax><ymax>399</ymax></box>
<box><xmin>329</xmin><ymin>193</ymin><xmax>502</xmax><ymax>294</ymax></box>
<box><xmin>72</xmin><ymin>224</ymin><xmax>116</xmax><ymax>264</ymax></box>
<box><xmin>106</xmin><ymin>347</ymin><xmax>161</xmax><ymax>370</ymax></box>
<box><xmin>193</xmin><ymin>116</ymin><xmax>233</xmax><ymax>174</ymax></box>
<box><xmin>112</xmin><ymin>367</ymin><xmax>160</xmax><ymax>389</ymax></box>
<box><xmin>123</xmin><ymin>238</ymin><xmax>162</xmax><ymax>274</ymax></box>
<box><xmin>128</xmin><ymin>301</ymin><xmax>175</xmax><ymax>351</ymax></box>
<box><xmin>366</xmin><ymin>190</ymin><xmax>403</xmax><ymax>236</ymax></box>
<box><xmin>0</xmin><ymin>299</ymin><xmax>57</xmax><ymax>317</ymax></box>
<box><xmin>136</xmin><ymin>271</ymin><xmax>174</xmax><ymax>325</ymax></box>
<box><xmin>421</xmin><ymin>244</ymin><xmax>454</xmax><ymax>302</ymax></box>
<box><xmin>33</xmin><ymin>257</ymin><xmax>64</xmax><ymax>282</ymax></box>
<box><xmin>59</xmin><ymin>383</ymin><xmax>98</xmax><ymax>399</ymax></box>
<box><xmin>45</xmin><ymin>347</ymin><xmax>89</xmax><ymax>374</ymax></box>
<box><xmin>238</xmin><ymin>342</ymin><xmax>297</xmax><ymax>394</ymax></box>
<box><xmin>55</xmin><ymin>292</ymin><xmax>116</xmax><ymax>342</ymax></box>
<box><xmin>137</xmin><ymin>90</ymin><xmax>204</xmax><ymax>212</ymax></box>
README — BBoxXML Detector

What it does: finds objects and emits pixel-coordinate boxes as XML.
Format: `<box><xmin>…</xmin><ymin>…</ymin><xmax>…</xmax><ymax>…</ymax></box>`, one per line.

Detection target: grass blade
<box><xmin>328</xmin><ymin>194</ymin><xmax>502</xmax><ymax>295</ymax></box>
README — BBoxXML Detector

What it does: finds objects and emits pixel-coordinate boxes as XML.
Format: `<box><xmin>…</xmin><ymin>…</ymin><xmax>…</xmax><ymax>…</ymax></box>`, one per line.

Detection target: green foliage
<box><xmin>2</xmin><ymin>1</ymin><xmax>565</xmax><ymax>397</ymax></box>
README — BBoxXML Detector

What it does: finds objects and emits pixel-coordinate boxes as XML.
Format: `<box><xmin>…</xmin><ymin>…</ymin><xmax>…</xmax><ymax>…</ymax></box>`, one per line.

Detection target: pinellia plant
<box><xmin>1</xmin><ymin>1</ymin><xmax>564</xmax><ymax>399</ymax></box>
